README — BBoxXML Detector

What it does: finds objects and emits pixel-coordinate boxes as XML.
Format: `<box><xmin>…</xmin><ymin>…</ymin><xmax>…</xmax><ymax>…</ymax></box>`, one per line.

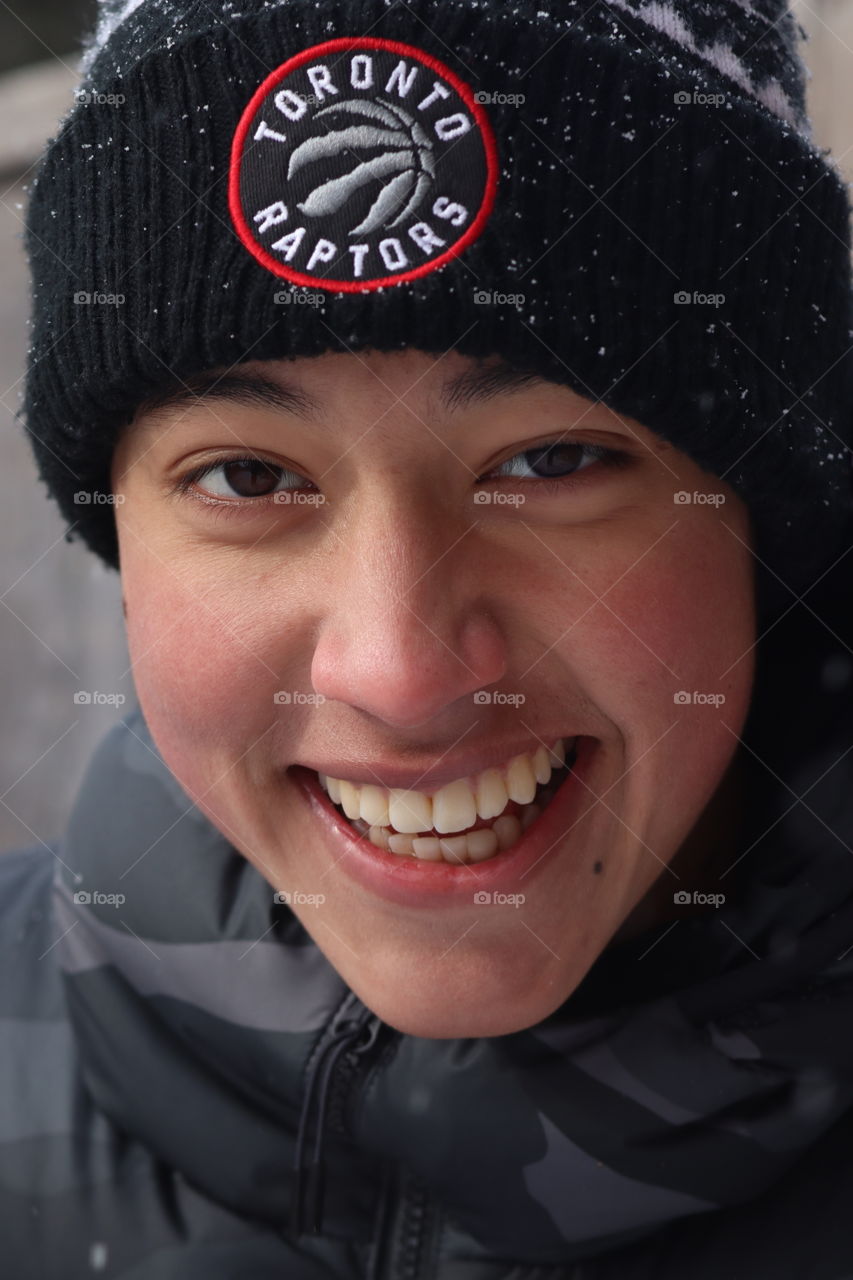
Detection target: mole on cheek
<box><xmin>593</xmin><ymin>860</ymin><xmax>604</xmax><ymax>874</ymax></box>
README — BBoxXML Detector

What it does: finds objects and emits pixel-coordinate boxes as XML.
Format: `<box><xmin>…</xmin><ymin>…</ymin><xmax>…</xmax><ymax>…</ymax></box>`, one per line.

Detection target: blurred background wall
<box><xmin>0</xmin><ymin>0</ymin><xmax>129</xmax><ymax>858</ymax></box>
<box><xmin>0</xmin><ymin>1</ymin><xmax>852</xmax><ymax>854</ymax></box>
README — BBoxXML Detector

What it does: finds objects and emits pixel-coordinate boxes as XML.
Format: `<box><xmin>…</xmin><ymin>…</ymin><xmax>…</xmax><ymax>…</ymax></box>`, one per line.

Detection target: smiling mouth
<box><xmin>306</xmin><ymin>738</ymin><xmax>581</xmax><ymax>866</ymax></box>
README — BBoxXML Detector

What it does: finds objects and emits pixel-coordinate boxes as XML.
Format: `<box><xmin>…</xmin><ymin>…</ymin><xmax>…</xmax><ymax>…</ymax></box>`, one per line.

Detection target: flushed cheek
<box><xmin>571</xmin><ymin>521</ymin><xmax>753</xmax><ymax>707</ymax></box>
<box><xmin>538</xmin><ymin>524</ymin><xmax>753</xmax><ymax>861</ymax></box>
<box><xmin>579</xmin><ymin>543</ymin><xmax>753</xmax><ymax>874</ymax></box>
<box><xmin>123</xmin><ymin>565</ymin><xmax>280</xmax><ymax>788</ymax></box>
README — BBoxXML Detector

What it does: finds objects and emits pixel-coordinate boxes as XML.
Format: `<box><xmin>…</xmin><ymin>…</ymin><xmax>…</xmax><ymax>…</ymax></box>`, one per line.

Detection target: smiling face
<box><xmin>110</xmin><ymin>348</ymin><xmax>756</xmax><ymax>1038</ymax></box>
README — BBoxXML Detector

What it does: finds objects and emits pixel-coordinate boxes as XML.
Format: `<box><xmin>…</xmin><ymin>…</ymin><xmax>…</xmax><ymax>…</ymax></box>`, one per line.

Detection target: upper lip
<box><xmin>289</xmin><ymin>734</ymin><xmax>581</xmax><ymax>793</ymax></box>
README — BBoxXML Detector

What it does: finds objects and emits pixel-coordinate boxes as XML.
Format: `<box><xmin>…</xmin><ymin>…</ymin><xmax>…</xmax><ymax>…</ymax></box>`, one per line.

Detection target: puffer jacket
<box><xmin>2</xmin><ymin>562</ymin><xmax>853</xmax><ymax>1280</ymax></box>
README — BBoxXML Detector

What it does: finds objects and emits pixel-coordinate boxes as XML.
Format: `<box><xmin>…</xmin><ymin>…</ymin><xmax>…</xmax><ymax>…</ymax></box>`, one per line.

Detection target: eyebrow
<box><xmin>138</xmin><ymin>371</ymin><xmax>320</xmax><ymax>423</ymax></box>
<box><xmin>136</xmin><ymin>360</ymin><xmax>550</xmax><ymax>426</ymax></box>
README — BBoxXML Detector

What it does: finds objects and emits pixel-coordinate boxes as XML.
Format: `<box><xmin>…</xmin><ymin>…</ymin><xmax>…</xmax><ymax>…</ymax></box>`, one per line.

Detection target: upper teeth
<box><xmin>318</xmin><ymin>738</ymin><xmax>575</xmax><ymax>835</ymax></box>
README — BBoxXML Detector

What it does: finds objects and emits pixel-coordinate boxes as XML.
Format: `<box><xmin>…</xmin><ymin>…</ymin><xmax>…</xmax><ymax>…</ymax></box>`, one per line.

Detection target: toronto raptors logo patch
<box><xmin>229</xmin><ymin>37</ymin><xmax>499</xmax><ymax>292</ymax></box>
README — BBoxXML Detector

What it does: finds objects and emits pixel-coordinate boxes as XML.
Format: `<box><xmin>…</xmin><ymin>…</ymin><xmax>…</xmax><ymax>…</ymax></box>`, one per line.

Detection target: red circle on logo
<box><xmin>228</xmin><ymin>36</ymin><xmax>499</xmax><ymax>292</ymax></box>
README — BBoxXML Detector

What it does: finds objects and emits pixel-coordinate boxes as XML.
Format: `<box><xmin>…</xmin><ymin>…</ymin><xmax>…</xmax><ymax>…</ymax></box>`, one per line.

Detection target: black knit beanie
<box><xmin>22</xmin><ymin>0</ymin><xmax>853</xmax><ymax>615</ymax></box>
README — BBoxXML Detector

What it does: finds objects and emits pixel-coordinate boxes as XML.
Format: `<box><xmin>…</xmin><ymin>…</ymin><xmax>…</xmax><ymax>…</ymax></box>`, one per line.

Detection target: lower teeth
<box><xmin>340</xmin><ymin>762</ymin><xmax>572</xmax><ymax>865</ymax></box>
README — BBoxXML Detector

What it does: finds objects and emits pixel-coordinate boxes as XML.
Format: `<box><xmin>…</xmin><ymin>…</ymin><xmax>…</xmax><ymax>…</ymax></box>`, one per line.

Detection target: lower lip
<box><xmin>288</xmin><ymin>739</ymin><xmax>593</xmax><ymax>909</ymax></box>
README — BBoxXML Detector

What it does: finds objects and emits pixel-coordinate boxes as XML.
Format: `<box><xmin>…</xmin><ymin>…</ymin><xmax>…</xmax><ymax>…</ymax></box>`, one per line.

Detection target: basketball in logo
<box><xmin>229</xmin><ymin>37</ymin><xmax>499</xmax><ymax>291</ymax></box>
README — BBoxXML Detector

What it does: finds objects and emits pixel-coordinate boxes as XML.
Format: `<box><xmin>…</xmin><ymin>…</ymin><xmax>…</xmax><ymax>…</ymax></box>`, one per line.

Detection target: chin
<box><xmin>345</xmin><ymin>964</ymin><xmax>585</xmax><ymax>1039</ymax></box>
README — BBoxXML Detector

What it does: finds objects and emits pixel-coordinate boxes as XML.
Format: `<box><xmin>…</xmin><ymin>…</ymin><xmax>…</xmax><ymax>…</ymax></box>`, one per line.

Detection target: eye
<box><xmin>483</xmin><ymin>439</ymin><xmax>632</xmax><ymax>489</ymax></box>
<box><xmin>175</xmin><ymin>437</ymin><xmax>633</xmax><ymax>509</ymax></box>
<box><xmin>177</xmin><ymin>456</ymin><xmax>313</xmax><ymax>501</ymax></box>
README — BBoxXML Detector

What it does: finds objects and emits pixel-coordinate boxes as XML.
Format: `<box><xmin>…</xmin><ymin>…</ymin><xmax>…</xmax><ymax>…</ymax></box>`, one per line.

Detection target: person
<box><xmin>4</xmin><ymin>0</ymin><xmax>853</xmax><ymax>1275</ymax></box>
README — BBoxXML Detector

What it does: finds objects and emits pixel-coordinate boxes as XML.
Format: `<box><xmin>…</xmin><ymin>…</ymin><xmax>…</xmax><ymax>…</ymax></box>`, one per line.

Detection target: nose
<box><xmin>309</xmin><ymin>496</ymin><xmax>507</xmax><ymax>728</ymax></box>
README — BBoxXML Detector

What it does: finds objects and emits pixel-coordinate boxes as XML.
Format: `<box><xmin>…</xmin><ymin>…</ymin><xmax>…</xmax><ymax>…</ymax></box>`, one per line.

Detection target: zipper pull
<box><xmin>351</xmin><ymin>1012</ymin><xmax>383</xmax><ymax>1059</ymax></box>
<box><xmin>289</xmin><ymin>996</ymin><xmax>381</xmax><ymax>1240</ymax></box>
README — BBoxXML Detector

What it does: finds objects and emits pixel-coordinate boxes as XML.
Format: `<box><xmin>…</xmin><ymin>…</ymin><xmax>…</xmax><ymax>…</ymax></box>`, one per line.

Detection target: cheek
<box><xmin>556</xmin><ymin>514</ymin><xmax>755</xmax><ymax>834</ymax></box>
<box><xmin>597</xmin><ymin>537</ymin><xmax>753</xmax><ymax>699</ymax></box>
<box><xmin>122</xmin><ymin>555</ymin><xmax>277</xmax><ymax>780</ymax></box>
<box><xmin>561</xmin><ymin>501</ymin><xmax>751</xmax><ymax>672</ymax></box>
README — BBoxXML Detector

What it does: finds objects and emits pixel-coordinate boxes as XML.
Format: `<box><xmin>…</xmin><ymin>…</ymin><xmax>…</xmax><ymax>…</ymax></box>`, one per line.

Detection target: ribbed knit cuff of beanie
<box><xmin>21</xmin><ymin>0</ymin><xmax>853</xmax><ymax>620</ymax></box>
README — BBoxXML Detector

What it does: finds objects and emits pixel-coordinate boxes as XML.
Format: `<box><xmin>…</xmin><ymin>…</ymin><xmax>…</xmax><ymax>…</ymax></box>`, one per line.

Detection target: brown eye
<box><xmin>519</xmin><ymin>443</ymin><xmax>587</xmax><ymax>478</ymax></box>
<box><xmin>180</xmin><ymin>456</ymin><xmax>313</xmax><ymax>501</ymax></box>
<box><xmin>486</xmin><ymin>440</ymin><xmax>629</xmax><ymax>483</ymax></box>
<box><xmin>220</xmin><ymin>459</ymin><xmax>284</xmax><ymax>497</ymax></box>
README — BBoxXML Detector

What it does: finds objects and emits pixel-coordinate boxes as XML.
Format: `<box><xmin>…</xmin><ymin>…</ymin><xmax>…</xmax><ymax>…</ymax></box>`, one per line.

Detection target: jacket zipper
<box><xmin>287</xmin><ymin>999</ymin><xmax>593</xmax><ymax>1278</ymax></box>
<box><xmin>394</xmin><ymin>1172</ymin><xmax>431</xmax><ymax>1280</ymax></box>
<box><xmin>288</xmin><ymin>990</ymin><xmax>384</xmax><ymax>1240</ymax></box>
<box><xmin>366</xmin><ymin>1159</ymin><xmax>396</xmax><ymax>1280</ymax></box>
<box><xmin>361</xmin><ymin>1163</ymin><xmax>438</xmax><ymax>1280</ymax></box>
